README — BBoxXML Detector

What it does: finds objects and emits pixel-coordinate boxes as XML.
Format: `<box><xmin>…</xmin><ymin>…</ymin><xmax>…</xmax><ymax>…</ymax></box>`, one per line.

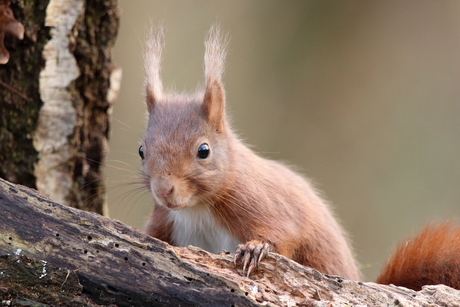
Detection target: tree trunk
<box><xmin>0</xmin><ymin>0</ymin><xmax>120</xmax><ymax>214</ymax></box>
<box><xmin>1</xmin><ymin>177</ymin><xmax>460</xmax><ymax>307</ymax></box>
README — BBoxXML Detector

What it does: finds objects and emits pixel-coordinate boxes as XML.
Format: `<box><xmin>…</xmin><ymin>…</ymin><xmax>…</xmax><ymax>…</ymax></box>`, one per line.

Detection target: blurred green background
<box><xmin>107</xmin><ymin>0</ymin><xmax>460</xmax><ymax>281</ymax></box>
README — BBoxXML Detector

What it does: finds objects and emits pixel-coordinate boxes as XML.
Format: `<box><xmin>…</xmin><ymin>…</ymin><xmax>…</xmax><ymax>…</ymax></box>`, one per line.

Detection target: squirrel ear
<box><xmin>144</xmin><ymin>27</ymin><xmax>165</xmax><ymax>112</ymax></box>
<box><xmin>203</xmin><ymin>25</ymin><xmax>227</xmax><ymax>132</ymax></box>
<box><xmin>203</xmin><ymin>80</ymin><xmax>226</xmax><ymax>132</ymax></box>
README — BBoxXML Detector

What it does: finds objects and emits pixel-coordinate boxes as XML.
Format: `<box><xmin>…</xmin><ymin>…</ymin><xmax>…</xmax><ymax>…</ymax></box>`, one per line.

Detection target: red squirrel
<box><xmin>140</xmin><ymin>26</ymin><xmax>460</xmax><ymax>290</ymax></box>
<box><xmin>141</xmin><ymin>26</ymin><xmax>359</xmax><ymax>280</ymax></box>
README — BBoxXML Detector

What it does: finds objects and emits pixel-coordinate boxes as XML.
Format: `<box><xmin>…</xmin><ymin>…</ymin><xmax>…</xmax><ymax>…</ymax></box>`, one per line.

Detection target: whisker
<box><xmin>108</xmin><ymin>185</ymin><xmax>149</xmax><ymax>218</ymax></box>
<box><xmin>86</xmin><ymin>158</ymin><xmax>138</xmax><ymax>174</ymax></box>
<box><xmin>112</xmin><ymin>116</ymin><xmax>144</xmax><ymax>134</ymax></box>
<box><xmin>123</xmin><ymin>189</ymin><xmax>152</xmax><ymax>220</ymax></box>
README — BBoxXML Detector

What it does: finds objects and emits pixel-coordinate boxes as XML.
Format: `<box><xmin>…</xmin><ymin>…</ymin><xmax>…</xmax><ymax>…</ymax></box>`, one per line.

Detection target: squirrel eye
<box><xmin>138</xmin><ymin>145</ymin><xmax>144</xmax><ymax>159</ymax></box>
<box><xmin>197</xmin><ymin>143</ymin><xmax>210</xmax><ymax>159</ymax></box>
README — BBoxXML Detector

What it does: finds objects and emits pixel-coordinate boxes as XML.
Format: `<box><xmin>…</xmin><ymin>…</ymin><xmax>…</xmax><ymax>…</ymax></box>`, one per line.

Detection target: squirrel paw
<box><xmin>234</xmin><ymin>240</ymin><xmax>270</xmax><ymax>277</ymax></box>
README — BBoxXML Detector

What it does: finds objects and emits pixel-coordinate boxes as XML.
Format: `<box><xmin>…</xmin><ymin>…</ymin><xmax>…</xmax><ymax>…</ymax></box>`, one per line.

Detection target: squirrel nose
<box><xmin>157</xmin><ymin>185</ymin><xmax>174</xmax><ymax>198</ymax></box>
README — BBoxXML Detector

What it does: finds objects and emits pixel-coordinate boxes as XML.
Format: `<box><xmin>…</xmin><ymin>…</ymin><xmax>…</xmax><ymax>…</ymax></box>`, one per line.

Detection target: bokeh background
<box><xmin>107</xmin><ymin>0</ymin><xmax>460</xmax><ymax>281</ymax></box>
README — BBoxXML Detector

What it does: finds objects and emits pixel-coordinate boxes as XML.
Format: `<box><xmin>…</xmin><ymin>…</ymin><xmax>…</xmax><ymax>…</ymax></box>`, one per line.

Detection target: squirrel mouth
<box><xmin>166</xmin><ymin>202</ymin><xmax>175</xmax><ymax>209</ymax></box>
<box><xmin>153</xmin><ymin>193</ymin><xmax>191</xmax><ymax>210</ymax></box>
<box><xmin>165</xmin><ymin>201</ymin><xmax>184</xmax><ymax>210</ymax></box>
<box><xmin>152</xmin><ymin>194</ymin><xmax>178</xmax><ymax>209</ymax></box>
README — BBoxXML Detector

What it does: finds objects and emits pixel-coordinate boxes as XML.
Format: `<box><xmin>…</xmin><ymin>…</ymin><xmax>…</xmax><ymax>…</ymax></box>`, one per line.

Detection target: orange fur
<box><xmin>144</xmin><ymin>204</ymin><xmax>172</xmax><ymax>243</ymax></box>
<box><xmin>377</xmin><ymin>222</ymin><xmax>460</xmax><ymax>290</ymax></box>
<box><xmin>141</xmin><ymin>26</ymin><xmax>359</xmax><ymax>280</ymax></box>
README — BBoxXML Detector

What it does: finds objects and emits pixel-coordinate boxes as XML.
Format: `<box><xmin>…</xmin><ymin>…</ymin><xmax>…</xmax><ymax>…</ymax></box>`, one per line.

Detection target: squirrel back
<box><xmin>141</xmin><ymin>26</ymin><xmax>359</xmax><ymax>280</ymax></box>
<box><xmin>377</xmin><ymin>221</ymin><xmax>460</xmax><ymax>290</ymax></box>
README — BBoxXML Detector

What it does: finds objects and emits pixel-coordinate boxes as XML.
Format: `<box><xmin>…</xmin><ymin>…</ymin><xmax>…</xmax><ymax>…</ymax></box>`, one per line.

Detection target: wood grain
<box><xmin>1</xmin><ymin>177</ymin><xmax>459</xmax><ymax>306</ymax></box>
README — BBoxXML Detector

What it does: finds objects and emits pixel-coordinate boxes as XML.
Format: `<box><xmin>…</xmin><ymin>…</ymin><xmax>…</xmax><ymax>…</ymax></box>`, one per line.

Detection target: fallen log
<box><xmin>0</xmin><ymin>177</ymin><xmax>459</xmax><ymax>306</ymax></box>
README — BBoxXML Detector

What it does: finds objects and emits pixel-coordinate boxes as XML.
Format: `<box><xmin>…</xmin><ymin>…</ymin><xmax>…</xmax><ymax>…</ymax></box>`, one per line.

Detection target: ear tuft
<box><xmin>203</xmin><ymin>25</ymin><xmax>228</xmax><ymax>132</ymax></box>
<box><xmin>144</xmin><ymin>26</ymin><xmax>165</xmax><ymax>112</ymax></box>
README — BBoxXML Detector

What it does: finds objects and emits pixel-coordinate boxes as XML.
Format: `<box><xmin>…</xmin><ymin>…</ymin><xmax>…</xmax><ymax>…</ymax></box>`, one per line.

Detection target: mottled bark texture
<box><xmin>0</xmin><ymin>0</ymin><xmax>49</xmax><ymax>188</ymax></box>
<box><xmin>1</xmin><ymin>177</ymin><xmax>460</xmax><ymax>307</ymax></box>
<box><xmin>0</xmin><ymin>0</ymin><xmax>120</xmax><ymax>214</ymax></box>
<box><xmin>72</xmin><ymin>0</ymin><xmax>120</xmax><ymax>213</ymax></box>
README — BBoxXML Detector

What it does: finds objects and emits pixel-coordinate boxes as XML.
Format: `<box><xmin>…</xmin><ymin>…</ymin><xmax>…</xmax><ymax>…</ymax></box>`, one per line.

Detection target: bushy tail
<box><xmin>376</xmin><ymin>221</ymin><xmax>460</xmax><ymax>290</ymax></box>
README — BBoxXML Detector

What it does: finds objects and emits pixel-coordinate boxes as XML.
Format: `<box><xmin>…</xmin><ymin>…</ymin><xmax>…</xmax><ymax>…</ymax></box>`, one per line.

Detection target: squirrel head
<box><xmin>141</xmin><ymin>25</ymin><xmax>233</xmax><ymax>210</ymax></box>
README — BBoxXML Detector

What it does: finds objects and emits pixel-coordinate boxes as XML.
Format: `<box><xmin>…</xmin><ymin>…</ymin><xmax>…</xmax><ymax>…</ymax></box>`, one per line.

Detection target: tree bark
<box><xmin>1</xmin><ymin>177</ymin><xmax>459</xmax><ymax>307</ymax></box>
<box><xmin>0</xmin><ymin>0</ymin><xmax>120</xmax><ymax>214</ymax></box>
<box><xmin>0</xmin><ymin>0</ymin><xmax>49</xmax><ymax>188</ymax></box>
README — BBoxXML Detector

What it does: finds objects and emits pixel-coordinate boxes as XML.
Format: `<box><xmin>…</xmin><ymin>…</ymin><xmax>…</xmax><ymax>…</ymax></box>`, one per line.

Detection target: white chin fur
<box><xmin>169</xmin><ymin>204</ymin><xmax>241</xmax><ymax>254</ymax></box>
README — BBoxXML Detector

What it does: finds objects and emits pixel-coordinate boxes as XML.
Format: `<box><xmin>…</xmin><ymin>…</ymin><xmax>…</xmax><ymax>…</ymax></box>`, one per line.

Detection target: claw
<box><xmin>258</xmin><ymin>243</ymin><xmax>270</xmax><ymax>266</ymax></box>
<box><xmin>246</xmin><ymin>260</ymin><xmax>255</xmax><ymax>277</ymax></box>
<box><xmin>252</xmin><ymin>244</ymin><xmax>262</xmax><ymax>263</ymax></box>
<box><xmin>234</xmin><ymin>240</ymin><xmax>270</xmax><ymax>277</ymax></box>
<box><xmin>234</xmin><ymin>245</ymin><xmax>242</xmax><ymax>265</ymax></box>
<box><xmin>242</xmin><ymin>248</ymin><xmax>251</xmax><ymax>273</ymax></box>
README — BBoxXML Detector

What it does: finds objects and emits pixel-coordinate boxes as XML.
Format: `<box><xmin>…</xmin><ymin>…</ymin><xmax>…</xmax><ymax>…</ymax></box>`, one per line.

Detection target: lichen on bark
<box><xmin>34</xmin><ymin>0</ymin><xmax>85</xmax><ymax>210</ymax></box>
